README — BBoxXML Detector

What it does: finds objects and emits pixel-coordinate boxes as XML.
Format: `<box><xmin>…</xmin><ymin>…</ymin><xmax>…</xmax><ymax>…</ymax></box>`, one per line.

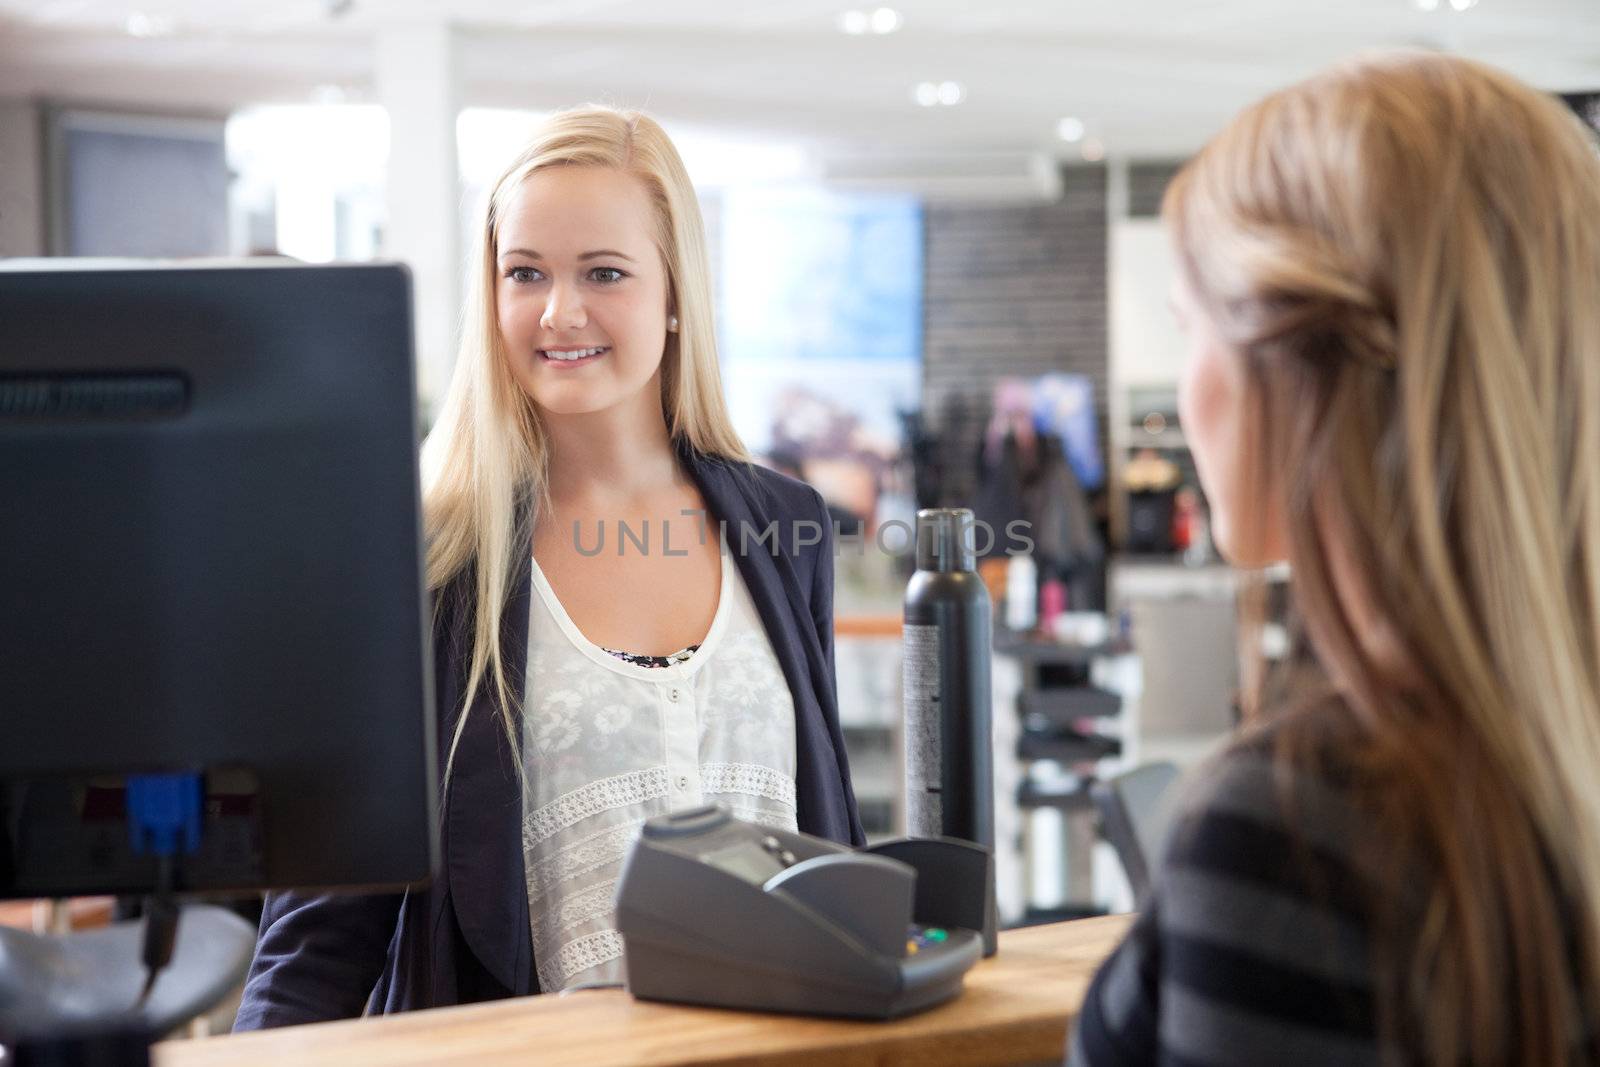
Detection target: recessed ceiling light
<box><xmin>869</xmin><ymin>7</ymin><xmax>902</xmax><ymax>33</ymax></box>
<box><xmin>1056</xmin><ymin>117</ymin><xmax>1085</xmax><ymax>143</ymax></box>
<box><xmin>914</xmin><ymin>81</ymin><xmax>965</xmax><ymax>107</ymax></box>
<box><xmin>1081</xmin><ymin>138</ymin><xmax>1105</xmax><ymax>162</ymax></box>
<box><xmin>1414</xmin><ymin>0</ymin><xmax>1439</xmax><ymax>8</ymax></box>
<box><xmin>838</xmin><ymin>9</ymin><xmax>869</xmax><ymax>34</ymax></box>
<box><xmin>1448</xmin><ymin>0</ymin><xmax>1477</xmax><ymax>9</ymax></box>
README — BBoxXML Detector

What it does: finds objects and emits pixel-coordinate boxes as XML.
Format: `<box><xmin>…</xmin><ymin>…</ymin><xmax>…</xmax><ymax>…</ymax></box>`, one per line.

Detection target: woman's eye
<box><xmin>589</xmin><ymin>267</ymin><xmax>626</xmax><ymax>284</ymax></box>
<box><xmin>506</xmin><ymin>266</ymin><xmax>543</xmax><ymax>283</ymax></box>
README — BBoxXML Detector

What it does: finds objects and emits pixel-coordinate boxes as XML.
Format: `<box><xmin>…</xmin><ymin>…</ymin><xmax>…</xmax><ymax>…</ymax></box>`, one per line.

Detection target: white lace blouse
<box><xmin>520</xmin><ymin>549</ymin><xmax>799</xmax><ymax>992</ymax></box>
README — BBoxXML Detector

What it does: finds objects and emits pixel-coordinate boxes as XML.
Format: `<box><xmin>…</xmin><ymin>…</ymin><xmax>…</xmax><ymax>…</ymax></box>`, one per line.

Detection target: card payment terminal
<box><xmin>614</xmin><ymin>805</ymin><xmax>996</xmax><ymax>1020</ymax></box>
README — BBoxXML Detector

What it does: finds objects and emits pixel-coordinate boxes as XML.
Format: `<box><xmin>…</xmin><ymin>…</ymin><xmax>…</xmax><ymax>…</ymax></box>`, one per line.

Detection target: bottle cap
<box><xmin>915</xmin><ymin>508</ymin><xmax>978</xmax><ymax>573</ymax></box>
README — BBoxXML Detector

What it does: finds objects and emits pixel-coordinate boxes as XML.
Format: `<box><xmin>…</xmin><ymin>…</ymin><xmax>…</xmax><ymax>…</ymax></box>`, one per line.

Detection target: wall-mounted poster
<box><xmin>719</xmin><ymin>189</ymin><xmax>923</xmax><ymax>536</ymax></box>
<box><xmin>48</xmin><ymin>109</ymin><xmax>228</xmax><ymax>258</ymax></box>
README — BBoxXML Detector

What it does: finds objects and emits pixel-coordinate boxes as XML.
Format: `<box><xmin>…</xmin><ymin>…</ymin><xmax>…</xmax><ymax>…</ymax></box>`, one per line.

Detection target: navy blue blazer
<box><xmin>233</xmin><ymin>450</ymin><xmax>865</xmax><ymax>1030</ymax></box>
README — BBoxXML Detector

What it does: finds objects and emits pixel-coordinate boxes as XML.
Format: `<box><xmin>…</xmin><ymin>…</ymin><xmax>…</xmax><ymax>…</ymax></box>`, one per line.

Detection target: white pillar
<box><xmin>0</xmin><ymin>100</ymin><xmax>44</xmax><ymax>257</ymax></box>
<box><xmin>375</xmin><ymin>22</ymin><xmax>461</xmax><ymax>421</ymax></box>
<box><xmin>1104</xmin><ymin>156</ymin><xmax>1130</xmax><ymax>549</ymax></box>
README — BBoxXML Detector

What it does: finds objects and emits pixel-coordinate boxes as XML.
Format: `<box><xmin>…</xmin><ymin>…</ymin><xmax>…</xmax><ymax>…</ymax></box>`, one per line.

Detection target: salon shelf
<box><xmin>993</xmin><ymin>634</ymin><xmax>1132</xmax><ymax>665</ymax></box>
<box><xmin>1018</xmin><ymin>687</ymin><xmax>1122</xmax><ymax>724</ymax></box>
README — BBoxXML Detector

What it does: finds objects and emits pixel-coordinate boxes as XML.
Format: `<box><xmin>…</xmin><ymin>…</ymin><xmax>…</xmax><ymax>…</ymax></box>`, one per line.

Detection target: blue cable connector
<box><xmin>126</xmin><ymin>773</ymin><xmax>202</xmax><ymax>857</ymax></box>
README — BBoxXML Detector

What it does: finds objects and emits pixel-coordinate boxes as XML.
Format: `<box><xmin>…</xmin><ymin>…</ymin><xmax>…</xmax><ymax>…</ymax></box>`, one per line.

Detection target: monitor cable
<box><xmin>137</xmin><ymin>853</ymin><xmax>180</xmax><ymax>1004</ymax></box>
<box><xmin>125</xmin><ymin>773</ymin><xmax>202</xmax><ymax>1009</ymax></box>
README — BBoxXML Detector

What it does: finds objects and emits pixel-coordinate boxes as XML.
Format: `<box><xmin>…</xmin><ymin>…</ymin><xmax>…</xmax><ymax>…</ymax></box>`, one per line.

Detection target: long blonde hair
<box><xmin>1167</xmin><ymin>52</ymin><xmax>1600</xmax><ymax>1064</ymax></box>
<box><xmin>421</xmin><ymin>106</ymin><xmax>747</xmax><ymax>784</ymax></box>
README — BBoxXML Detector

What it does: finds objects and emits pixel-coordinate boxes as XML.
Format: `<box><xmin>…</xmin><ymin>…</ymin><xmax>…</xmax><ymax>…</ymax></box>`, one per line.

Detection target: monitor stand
<box><xmin>0</xmin><ymin>902</ymin><xmax>255</xmax><ymax>1065</ymax></box>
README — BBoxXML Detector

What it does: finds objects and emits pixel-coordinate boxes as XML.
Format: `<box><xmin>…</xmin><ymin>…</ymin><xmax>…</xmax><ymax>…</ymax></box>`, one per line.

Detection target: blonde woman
<box><xmin>1073</xmin><ymin>54</ymin><xmax>1600</xmax><ymax>1065</ymax></box>
<box><xmin>235</xmin><ymin>108</ymin><xmax>862</xmax><ymax>1028</ymax></box>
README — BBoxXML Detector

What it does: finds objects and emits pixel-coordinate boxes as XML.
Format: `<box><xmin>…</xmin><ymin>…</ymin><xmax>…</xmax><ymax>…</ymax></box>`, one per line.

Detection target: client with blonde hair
<box><xmin>1073</xmin><ymin>52</ymin><xmax>1600</xmax><ymax>1065</ymax></box>
<box><xmin>235</xmin><ymin>107</ymin><xmax>862</xmax><ymax>1028</ymax></box>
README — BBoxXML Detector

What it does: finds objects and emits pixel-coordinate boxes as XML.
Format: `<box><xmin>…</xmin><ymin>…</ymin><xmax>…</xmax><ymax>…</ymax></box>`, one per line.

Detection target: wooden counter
<box><xmin>155</xmin><ymin>914</ymin><xmax>1130</xmax><ymax>1067</ymax></box>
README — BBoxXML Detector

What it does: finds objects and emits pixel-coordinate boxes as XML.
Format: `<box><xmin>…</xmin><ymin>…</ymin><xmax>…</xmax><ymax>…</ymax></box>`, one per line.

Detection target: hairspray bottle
<box><xmin>903</xmin><ymin>508</ymin><xmax>997</xmax><ymax>952</ymax></box>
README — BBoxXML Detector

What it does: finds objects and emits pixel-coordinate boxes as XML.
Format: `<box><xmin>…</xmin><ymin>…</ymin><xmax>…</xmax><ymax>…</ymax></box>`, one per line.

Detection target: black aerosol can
<box><xmin>903</xmin><ymin>508</ymin><xmax>994</xmax><ymax>851</ymax></box>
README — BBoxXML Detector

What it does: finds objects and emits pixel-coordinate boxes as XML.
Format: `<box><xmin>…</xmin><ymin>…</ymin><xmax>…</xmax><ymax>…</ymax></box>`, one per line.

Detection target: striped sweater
<box><xmin>1068</xmin><ymin>741</ymin><xmax>1597</xmax><ymax>1066</ymax></box>
<box><xmin>1070</xmin><ymin>747</ymin><xmax>1389</xmax><ymax>1066</ymax></box>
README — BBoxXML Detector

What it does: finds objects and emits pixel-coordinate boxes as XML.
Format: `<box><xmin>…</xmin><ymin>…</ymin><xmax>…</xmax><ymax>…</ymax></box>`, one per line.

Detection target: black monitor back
<box><xmin>0</xmin><ymin>263</ymin><xmax>437</xmax><ymax>897</ymax></box>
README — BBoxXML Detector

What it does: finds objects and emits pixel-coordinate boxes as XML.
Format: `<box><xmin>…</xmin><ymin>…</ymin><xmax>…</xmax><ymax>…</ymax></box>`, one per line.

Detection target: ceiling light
<box><xmin>914</xmin><ymin>81</ymin><xmax>965</xmax><ymax>107</ymax></box>
<box><xmin>1448</xmin><ymin>0</ymin><xmax>1477</xmax><ymax>9</ymax></box>
<box><xmin>1414</xmin><ymin>0</ymin><xmax>1440</xmax><ymax>8</ymax></box>
<box><xmin>869</xmin><ymin>7</ymin><xmax>902</xmax><ymax>33</ymax></box>
<box><xmin>838</xmin><ymin>9</ymin><xmax>869</xmax><ymax>34</ymax></box>
<box><xmin>1081</xmin><ymin>138</ymin><xmax>1105</xmax><ymax>162</ymax></box>
<box><xmin>1056</xmin><ymin>117</ymin><xmax>1085</xmax><ymax>143</ymax></box>
<box><xmin>125</xmin><ymin>11</ymin><xmax>174</xmax><ymax>36</ymax></box>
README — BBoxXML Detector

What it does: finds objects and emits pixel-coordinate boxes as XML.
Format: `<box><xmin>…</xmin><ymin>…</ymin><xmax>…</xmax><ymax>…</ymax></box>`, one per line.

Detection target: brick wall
<box><xmin>1127</xmin><ymin>160</ymin><xmax>1185</xmax><ymax>219</ymax></box>
<box><xmin>920</xmin><ymin>165</ymin><xmax>1109</xmax><ymax>506</ymax></box>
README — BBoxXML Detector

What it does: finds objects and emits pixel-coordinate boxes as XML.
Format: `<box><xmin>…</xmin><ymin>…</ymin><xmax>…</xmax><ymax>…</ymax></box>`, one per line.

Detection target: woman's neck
<box><xmin>541</xmin><ymin>392</ymin><xmax>682</xmax><ymax>506</ymax></box>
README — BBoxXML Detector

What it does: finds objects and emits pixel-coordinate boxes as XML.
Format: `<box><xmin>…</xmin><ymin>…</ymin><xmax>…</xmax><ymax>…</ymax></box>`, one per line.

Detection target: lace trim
<box><xmin>530</xmin><ymin>878</ymin><xmax>619</xmax><ymax>953</ymax></box>
<box><xmin>524</xmin><ymin>767</ymin><xmax>669</xmax><ymax>845</ymax></box>
<box><xmin>525</xmin><ymin>822</ymin><xmax>639</xmax><ymax>898</ymax></box>
<box><xmin>723</xmin><ymin>804</ymin><xmax>799</xmax><ymax>831</ymax></box>
<box><xmin>702</xmin><ymin>762</ymin><xmax>797</xmax><ymax>809</ymax></box>
<box><xmin>543</xmin><ymin>928</ymin><xmax>626</xmax><ymax>991</ymax></box>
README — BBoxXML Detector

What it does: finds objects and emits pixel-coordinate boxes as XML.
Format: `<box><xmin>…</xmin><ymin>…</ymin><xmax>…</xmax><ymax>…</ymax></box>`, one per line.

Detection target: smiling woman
<box><xmin>494</xmin><ymin>165</ymin><xmax>671</xmax><ymax>416</ymax></box>
<box><xmin>232</xmin><ymin>106</ymin><xmax>864</xmax><ymax>1026</ymax></box>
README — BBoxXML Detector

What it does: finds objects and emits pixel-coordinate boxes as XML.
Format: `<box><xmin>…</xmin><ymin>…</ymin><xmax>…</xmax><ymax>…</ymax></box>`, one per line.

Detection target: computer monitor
<box><xmin>0</xmin><ymin>262</ymin><xmax>437</xmax><ymax>898</ymax></box>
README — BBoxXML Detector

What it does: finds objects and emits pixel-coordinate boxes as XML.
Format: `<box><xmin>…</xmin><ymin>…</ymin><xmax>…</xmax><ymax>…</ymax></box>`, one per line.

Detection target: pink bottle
<box><xmin>1038</xmin><ymin>577</ymin><xmax>1067</xmax><ymax>635</ymax></box>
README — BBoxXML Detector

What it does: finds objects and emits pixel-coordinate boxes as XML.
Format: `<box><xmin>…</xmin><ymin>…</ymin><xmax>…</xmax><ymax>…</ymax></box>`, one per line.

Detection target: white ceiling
<box><xmin>0</xmin><ymin>0</ymin><xmax>1596</xmax><ymax>160</ymax></box>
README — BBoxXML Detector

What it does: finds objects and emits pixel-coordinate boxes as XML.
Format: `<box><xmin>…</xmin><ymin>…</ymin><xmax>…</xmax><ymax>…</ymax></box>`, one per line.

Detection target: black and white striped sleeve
<box><xmin>1069</xmin><ymin>752</ymin><xmax>1384</xmax><ymax>1067</ymax></box>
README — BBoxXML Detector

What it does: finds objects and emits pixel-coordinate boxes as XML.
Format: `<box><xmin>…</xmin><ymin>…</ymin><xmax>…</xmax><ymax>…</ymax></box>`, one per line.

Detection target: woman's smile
<box><xmin>539</xmin><ymin>345</ymin><xmax>610</xmax><ymax>366</ymax></box>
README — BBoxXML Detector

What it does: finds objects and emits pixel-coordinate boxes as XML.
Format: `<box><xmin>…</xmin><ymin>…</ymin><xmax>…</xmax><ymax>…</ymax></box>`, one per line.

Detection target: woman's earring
<box><xmin>668</xmin><ymin>315</ymin><xmax>679</xmax><ymax>332</ymax></box>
